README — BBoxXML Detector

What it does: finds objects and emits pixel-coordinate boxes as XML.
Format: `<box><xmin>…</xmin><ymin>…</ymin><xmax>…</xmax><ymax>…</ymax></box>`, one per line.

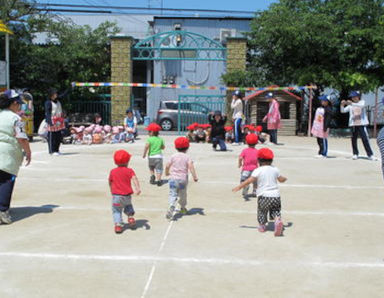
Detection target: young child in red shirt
<box><xmin>109</xmin><ymin>149</ymin><xmax>141</xmax><ymax>234</ymax></box>
<box><xmin>238</xmin><ymin>134</ymin><xmax>259</xmax><ymax>201</ymax></box>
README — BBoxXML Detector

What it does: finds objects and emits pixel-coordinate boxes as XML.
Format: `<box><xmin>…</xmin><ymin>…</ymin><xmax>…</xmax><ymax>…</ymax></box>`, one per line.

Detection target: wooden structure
<box><xmin>244</xmin><ymin>86</ymin><xmax>302</xmax><ymax>136</ymax></box>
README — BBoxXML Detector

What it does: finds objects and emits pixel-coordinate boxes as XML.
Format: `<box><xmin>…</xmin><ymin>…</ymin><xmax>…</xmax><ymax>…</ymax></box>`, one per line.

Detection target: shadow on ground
<box><xmin>173</xmin><ymin>207</ymin><xmax>205</xmax><ymax>221</ymax></box>
<box><xmin>10</xmin><ymin>204</ymin><xmax>59</xmax><ymax>222</ymax></box>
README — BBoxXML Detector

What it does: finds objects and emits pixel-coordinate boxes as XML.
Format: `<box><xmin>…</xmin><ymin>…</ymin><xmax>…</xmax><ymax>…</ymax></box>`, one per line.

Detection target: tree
<box><xmin>222</xmin><ymin>0</ymin><xmax>384</xmax><ymax>127</ymax></box>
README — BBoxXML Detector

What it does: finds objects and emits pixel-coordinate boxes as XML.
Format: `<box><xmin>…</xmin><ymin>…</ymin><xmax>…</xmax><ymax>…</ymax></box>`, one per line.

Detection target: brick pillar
<box><xmin>111</xmin><ymin>36</ymin><xmax>133</xmax><ymax>125</ymax></box>
<box><xmin>225</xmin><ymin>38</ymin><xmax>247</xmax><ymax>124</ymax></box>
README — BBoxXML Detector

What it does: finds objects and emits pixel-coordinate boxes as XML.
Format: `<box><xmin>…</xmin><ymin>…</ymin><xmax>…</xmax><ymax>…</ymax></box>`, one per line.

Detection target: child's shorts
<box><xmin>148</xmin><ymin>157</ymin><xmax>163</xmax><ymax>173</ymax></box>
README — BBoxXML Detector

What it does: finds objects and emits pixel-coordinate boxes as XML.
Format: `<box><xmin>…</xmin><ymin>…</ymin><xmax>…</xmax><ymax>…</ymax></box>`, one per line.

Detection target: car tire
<box><xmin>160</xmin><ymin>118</ymin><xmax>173</xmax><ymax>131</ymax></box>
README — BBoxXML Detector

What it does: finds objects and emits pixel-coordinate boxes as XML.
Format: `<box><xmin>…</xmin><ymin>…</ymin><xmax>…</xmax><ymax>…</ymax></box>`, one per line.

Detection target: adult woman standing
<box><xmin>263</xmin><ymin>92</ymin><xmax>281</xmax><ymax>145</ymax></box>
<box><xmin>0</xmin><ymin>90</ymin><xmax>31</xmax><ymax>224</ymax></box>
<box><xmin>45</xmin><ymin>88</ymin><xmax>65</xmax><ymax>155</ymax></box>
<box><xmin>231</xmin><ymin>90</ymin><xmax>244</xmax><ymax>145</ymax></box>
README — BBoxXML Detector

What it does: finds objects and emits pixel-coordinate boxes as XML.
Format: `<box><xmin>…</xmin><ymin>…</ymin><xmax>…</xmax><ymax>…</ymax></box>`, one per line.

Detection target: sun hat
<box><xmin>174</xmin><ymin>137</ymin><xmax>190</xmax><ymax>149</ymax></box>
<box><xmin>258</xmin><ymin>148</ymin><xmax>274</xmax><ymax>160</ymax></box>
<box><xmin>114</xmin><ymin>150</ymin><xmax>131</xmax><ymax>165</ymax></box>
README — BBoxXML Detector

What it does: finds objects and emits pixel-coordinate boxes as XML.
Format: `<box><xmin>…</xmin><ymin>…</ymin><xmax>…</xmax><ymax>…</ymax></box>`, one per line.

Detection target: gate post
<box><xmin>226</xmin><ymin>37</ymin><xmax>247</xmax><ymax>123</ymax></box>
<box><xmin>110</xmin><ymin>36</ymin><xmax>133</xmax><ymax>125</ymax></box>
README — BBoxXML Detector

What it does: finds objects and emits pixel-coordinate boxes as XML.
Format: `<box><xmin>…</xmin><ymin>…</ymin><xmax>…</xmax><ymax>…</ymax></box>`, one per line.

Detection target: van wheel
<box><xmin>160</xmin><ymin>119</ymin><xmax>173</xmax><ymax>131</ymax></box>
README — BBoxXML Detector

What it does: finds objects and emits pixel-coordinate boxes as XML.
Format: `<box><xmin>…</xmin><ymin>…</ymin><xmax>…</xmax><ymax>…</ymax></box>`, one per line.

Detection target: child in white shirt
<box><xmin>233</xmin><ymin>148</ymin><xmax>287</xmax><ymax>236</ymax></box>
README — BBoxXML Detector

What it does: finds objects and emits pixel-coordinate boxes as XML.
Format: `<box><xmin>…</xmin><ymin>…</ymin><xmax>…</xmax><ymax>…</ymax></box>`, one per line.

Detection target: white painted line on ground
<box><xmin>18</xmin><ymin>177</ymin><xmax>384</xmax><ymax>189</ymax></box>
<box><xmin>141</xmin><ymin>220</ymin><xmax>174</xmax><ymax>298</ymax></box>
<box><xmin>11</xmin><ymin>205</ymin><xmax>384</xmax><ymax>217</ymax></box>
<box><xmin>0</xmin><ymin>252</ymin><xmax>383</xmax><ymax>269</ymax></box>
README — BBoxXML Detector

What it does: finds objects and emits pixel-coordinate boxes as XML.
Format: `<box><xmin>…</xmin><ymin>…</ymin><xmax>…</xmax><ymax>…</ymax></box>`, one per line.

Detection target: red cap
<box><xmin>256</xmin><ymin>125</ymin><xmax>263</xmax><ymax>132</ymax></box>
<box><xmin>146</xmin><ymin>123</ymin><xmax>162</xmax><ymax>132</ymax></box>
<box><xmin>243</xmin><ymin>125</ymin><xmax>255</xmax><ymax>131</ymax></box>
<box><xmin>202</xmin><ymin>124</ymin><xmax>212</xmax><ymax>129</ymax></box>
<box><xmin>174</xmin><ymin>137</ymin><xmax>190</xmax><ymax>149</ymax></box>
<box><xmin>224</xmin><ymin>126</ymin><xmax>233</xmax><ymax>132</ymax></box>
<box><xmin>258</xmin><ymin>148</ymin><xmax>274</xmax><ymax>160</ymax></box>
<box><xmin>246</xmin><ymin>133</ymin><xmax>259</xmax><ymax>145</ymax></box>
<box><xmin>114</xmin><ymin>149</ymin><xmax>131</xmax><ymax>165</ymax></box>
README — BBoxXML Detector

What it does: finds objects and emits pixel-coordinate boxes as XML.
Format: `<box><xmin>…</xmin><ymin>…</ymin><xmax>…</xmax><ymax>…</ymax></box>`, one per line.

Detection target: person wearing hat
<box><xmin>143</xmin><ymin>123</ymin><xmax>165</xmax><ymax>186</ymax></box>
<box><xmin>44</xmin><ymin>88</ymin><xmax>65</xmax><ymax>155</ymax></box>
<box><xmin>238</xmin><ymin>133</ymin><xmax>259</xmax><ymax>200</ymax></box>
<box><xmin>165</xmin><ymin>137</ymin><xmax>198</xmax><ymax>220</ymax></box>
<box><xmin>0</xmin><ymin>90</ymin><xmax>32</xmax><ymax>224</ymax></box>
<box><xmin>341</xmin><ymin>91</ymin><xmax>376</xmax><ymax>160</ymax></box>
<box><xmin>231</xmin><ymin>90</ymin><xmax>244</xmax><ymax>145</ymax></box>
<box><xmin>311</xmin><ymin>95</ymin><xmax>333</xmax><ymax>158</ymax></box>
<box><xmin>208</xmin><ymin>110</ymin><xmax>227</xmax><ymax>151</ymax></box>
<box><xmin>109</xmin><ymin>149</ymin><xmax>141</xmax><ymax>234</ymax></box>
<box><xmin>263</xmin><ymin>92</ymin><xmax>281</xmax><ymax>145</ymax></box>
<box><xmin>232</xmin><ymin>148</ymin><xmax>287</xmax><ymax>236</ymax></box>
<box><xmin>124</xmin><ymin>109</ymin><xmax>138</xmax><ymax>140</ymax></box>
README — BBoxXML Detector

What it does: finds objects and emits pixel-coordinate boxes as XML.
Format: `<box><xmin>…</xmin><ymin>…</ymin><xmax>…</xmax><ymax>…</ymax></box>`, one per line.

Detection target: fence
<box><xmin>177</xmin><ymin>94</ymin><xmax>226</xmax><ymax>133</ymax></box>
<box><xmin>68</xmin><ymin>100</ymin><xmax>111</xmax><ymax>125</ymax></box>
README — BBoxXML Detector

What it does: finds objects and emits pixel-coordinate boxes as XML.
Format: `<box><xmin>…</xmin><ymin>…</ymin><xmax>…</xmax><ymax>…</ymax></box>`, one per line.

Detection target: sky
<box><xmin>35</xmin><ymin>0</ymin><xmax>278</xmax><ymax>15</ymax></box>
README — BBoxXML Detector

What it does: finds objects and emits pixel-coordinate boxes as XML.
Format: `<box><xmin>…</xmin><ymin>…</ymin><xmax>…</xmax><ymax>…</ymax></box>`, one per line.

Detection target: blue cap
<box><xmin>126</xmin><ymin>109</ymin><xmax>133</xmax><ymax>114</ymax></box>
<box><xmin>348</xmin><ymin>91</ymin><xmax>361</xmax><ymax>98</ymax></box>
<box><xmin>319</xmin><ymin>95</ymin><xmax>330</xmax><ymax>102</ymax></box>
<box><xmin>4</xmin><ymin>89</ymin><xmax>22</xmax><ymax>104</ymax></box>
<box><xmin>232</xmin><ymin>90</ymin><xmax>243</xmax><ymax>98</ymax></box>
<box><xmin>265</xmin><ymin>92</ymin><xmax>274</xmax><ymax>99</ymax></box>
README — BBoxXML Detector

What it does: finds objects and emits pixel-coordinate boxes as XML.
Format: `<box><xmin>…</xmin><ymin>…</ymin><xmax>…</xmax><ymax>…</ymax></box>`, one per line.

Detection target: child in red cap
<box><xmin>233</xmin><ymin>148</ymin><xmax>287</xmax><ymax>236</ymax></box>
<box><xmin>165</xmin><ymin>137</ymin><xmax>198</xmax><ymax>220</ymax></box>
<box><xmin>143</xmin><ymin>123</ymin><xmax>165</xmax><ymax>186</ymax></box>
<box><xmin>109</xmin><ymin>149</ymin><xmax>141</xmax><ymax>234</ymax></box>
<box><xmin>238</xmin><ymin>133</ymin><xmax>259</xmax><ymax>201</ymax></box>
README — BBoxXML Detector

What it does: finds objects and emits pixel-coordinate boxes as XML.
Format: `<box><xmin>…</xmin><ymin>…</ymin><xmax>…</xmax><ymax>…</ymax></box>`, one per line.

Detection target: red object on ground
<box><xmin>224</xmin><ymin>126</ymin><xmax>233</xmax><ymax>132</ymax></box>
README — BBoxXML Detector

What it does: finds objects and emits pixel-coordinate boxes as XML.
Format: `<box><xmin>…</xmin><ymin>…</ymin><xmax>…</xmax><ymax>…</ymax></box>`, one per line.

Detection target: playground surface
<box><xmin>1</xmin><ymin>135</ymin><xmax>384</xmax><ymax>298</ymax></box>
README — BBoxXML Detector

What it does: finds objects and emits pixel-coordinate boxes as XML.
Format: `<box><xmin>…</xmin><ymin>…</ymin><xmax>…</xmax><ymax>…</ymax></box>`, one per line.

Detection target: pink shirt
<box><xmin>167</xmin><ymin>152</ymin><xmax>192</xmax><ymax>181</ymax></box>
<box><xmin>240</xmin><ymin>147</ymin><xmax>259</xmax><ymax>171</ymax></box>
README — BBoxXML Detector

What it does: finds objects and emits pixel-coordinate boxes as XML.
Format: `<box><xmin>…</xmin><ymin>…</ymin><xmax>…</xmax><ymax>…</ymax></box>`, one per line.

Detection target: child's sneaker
<box><xmin>179</xmin><ymin>207</ymin><xmax>188</xmax><ymax>215</ymax></box>
<box><xmin>128</xmin><ymin>217</ymin><xmax>136</xmax><ymax>229</ymax></box>
<box><xmin>368</xmin><ymin>155</ymin><xmax>378</xmax><ymax>161</ymax></box>
<box><xmin>157</xmin><ymin>180</ymin><xmax>163</xmax><ymax>187</ymax></box>
<box><xmin>352</xmin><ymin>155</ymin><xmax>358</xmax><ymax>160</ymax></box>
<box><xmin>150</xmin><ymin>175</ymin><xmax>156</xmax><ymax>184</ymax></box>
<box><xmin>258</xmin><ymin>225</ymin><xmax>266</xmax><ymax>233</ymax></box>
<box><xmin>166</xmin><ymin>206</ymin><xmax>175</xmax><ymax>220</ymax></box>
<box><xmin>114</xmin><ymin>224</ymin><xmax>123</xmax><ymax>234</ymax></box>
<box><xmin>0</xmin><ymin>210</ymin><xmax>12</xmax><ymax>224</ymax></box>
<box><xmin>274</xmin><ymin>219</ymin><xmax>283</xmax><ymax>237</ymax></box>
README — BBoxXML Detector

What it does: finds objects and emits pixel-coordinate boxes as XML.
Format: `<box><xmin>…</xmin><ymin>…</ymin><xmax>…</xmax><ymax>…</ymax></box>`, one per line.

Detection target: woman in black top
<box><xmin>208</xmin><ymin>110</ymin><xmax>227</xmax><ymax>151</ymax></box>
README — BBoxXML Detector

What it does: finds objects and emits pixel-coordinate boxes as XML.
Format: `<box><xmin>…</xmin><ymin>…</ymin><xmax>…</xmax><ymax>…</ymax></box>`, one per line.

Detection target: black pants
<box><xmin>351</xmin><ymin>126</ymin><xmax>373</xmax><ymax>157</ymax></box>
<box><xmin>0</xmin><ymin>170</ymin><xmax>16</xmax><ymax>212</ymax></box>
<box><xmin>377</xmin><ymin>128</ymin><xmax>384</xmax><ymax>180</ymax></box>
<box><xmin>257</xmin><ymin>196</ymin><xmax>281</xmax><ymax>225</ymax></box>
<box><xmin>317</xmin><ymin>137</ymin><xmax>328</xmax><ymax>156</ymax></box>
<box><xmin>269</xmin><ymin>129</ymin><xmax>278</xmax><ymax>144</ymax></box>
<box><xmin>47</xmin><ymin>131</ymin><xmax>62</xmax><ymax>154</ymax></box>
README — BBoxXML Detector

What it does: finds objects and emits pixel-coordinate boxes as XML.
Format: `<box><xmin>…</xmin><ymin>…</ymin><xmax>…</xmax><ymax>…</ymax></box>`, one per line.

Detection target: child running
<box><xmin>311</xmin><ymin>95</ymin><xmax>332</xmax><ymax>158</ymax></box>
<box><xmin>165</xmin><ymin>137</ymin><xmax>198</xmax><ymax>220</ymax></box>
<box><xmin>143</xmin><ymin>123</ymin><xmax>165</xmax><ymax>186</ymax></box>
<box><xmin>238</xmin><ymin>134</ymin><xmax>259</xmax><ymax>201</ymax></box>
<box><xmin>233</xmin><ymin>148</ymin><xmax>287</xmax><ymax>236</ymax></box>
<box><xmin>109</xmin><ymin>149</ymin><xmax>141</xmax><ymax>234</ymax></box>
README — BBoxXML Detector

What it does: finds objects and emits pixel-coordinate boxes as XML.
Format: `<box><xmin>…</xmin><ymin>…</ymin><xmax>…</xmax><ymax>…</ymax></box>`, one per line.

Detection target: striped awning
<box><xmin>0</xmin><ymin>20</ymin><xmax>13</xmax><ymax>34</ymax></box>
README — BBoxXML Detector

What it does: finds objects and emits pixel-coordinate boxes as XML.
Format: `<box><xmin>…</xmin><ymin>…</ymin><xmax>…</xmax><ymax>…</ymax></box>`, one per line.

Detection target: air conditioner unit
<box><xmin>220</xmin><ymin>29</ymin><xmax>237</xmax><ymax>43</ymax></box>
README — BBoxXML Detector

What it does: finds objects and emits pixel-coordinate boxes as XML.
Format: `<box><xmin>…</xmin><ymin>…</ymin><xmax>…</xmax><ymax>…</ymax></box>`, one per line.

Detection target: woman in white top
<box><xmin>231</xmin><ymin>90</ymin><xmax>244</xmax><ymax>144</ymax></box>
<box><xmin>340</xmin><ymin>91</ymin><xmax>375</xmax><ymax>160</ymax></box>
<box><xmin>0</xmin><ymin>90</ymin><xmax>31</xmax><ymax>224</ymax></box>
<box><xmin>44</xmin><ymin>88</ymin><xmax>65</xmax><ymax>155</ymax></box>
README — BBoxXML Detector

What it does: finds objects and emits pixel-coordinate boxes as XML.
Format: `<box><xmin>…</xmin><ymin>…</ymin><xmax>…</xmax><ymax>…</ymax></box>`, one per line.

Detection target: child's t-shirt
<box><xmin>251</xmin><ymin>165</ymin><xmax>280</xmax><ymax>197</ymax></box>
<box><xmin>147</xmin><ymin>136</ymin><xmax>164</xmax><ymax>158</ymax></box>
<box><xmin>109</xmin><ymin>167</ymin><xmax>136</xmax><ymax>195</ymax></box>
<box><xmin>167</xmin><ymin>152</ymin><xmax>192</xmax><ymax>181</ymax></box>
<box><xmin>240</xmin><ymin>147</ymin><xmax>259</xmax><ymax>171</ymax></box>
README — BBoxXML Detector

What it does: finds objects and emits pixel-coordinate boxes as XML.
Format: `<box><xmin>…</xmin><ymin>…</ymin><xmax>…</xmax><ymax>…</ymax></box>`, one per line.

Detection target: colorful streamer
<box><xmin>72</xmin><ymin>82</ymin><xmax>317</xmax><ymax>92</ymax></box>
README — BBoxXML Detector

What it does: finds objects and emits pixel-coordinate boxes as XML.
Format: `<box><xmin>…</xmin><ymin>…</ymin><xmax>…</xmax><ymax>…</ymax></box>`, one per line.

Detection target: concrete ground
<box><xmin>1</xmin><ymin>135</ymin><xmax>384</xmax><ymax>298</ymax></box>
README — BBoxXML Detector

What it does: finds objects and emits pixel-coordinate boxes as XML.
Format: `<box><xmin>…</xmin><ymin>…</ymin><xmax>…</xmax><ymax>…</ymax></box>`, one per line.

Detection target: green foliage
<box><xmin>245</xmin><ymin>0</ymin><xmax>384</xmax><ymax>94</ymax></box>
